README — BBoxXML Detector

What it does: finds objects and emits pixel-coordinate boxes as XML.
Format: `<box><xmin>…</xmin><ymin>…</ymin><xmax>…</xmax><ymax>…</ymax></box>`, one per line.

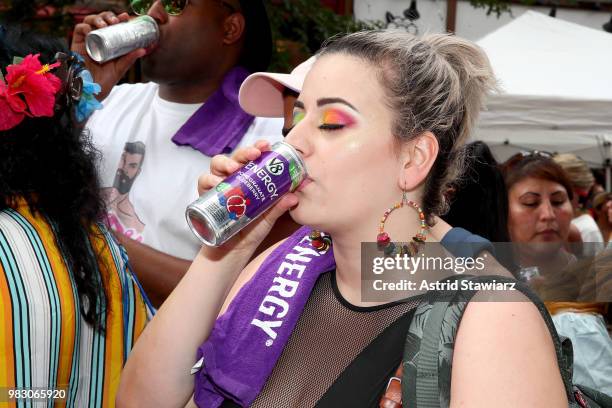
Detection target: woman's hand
<box><xmin>197</xmin><ymin>140</ymin><xmax>298</xmax><ymax>254</ymax></box>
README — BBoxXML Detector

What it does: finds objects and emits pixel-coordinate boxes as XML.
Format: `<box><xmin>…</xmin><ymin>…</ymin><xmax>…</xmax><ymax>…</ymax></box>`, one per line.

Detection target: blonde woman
<box><xmin>119</xmin><ymin>31</ymin><xmax>568</xmax><ymax>407</ymax></box>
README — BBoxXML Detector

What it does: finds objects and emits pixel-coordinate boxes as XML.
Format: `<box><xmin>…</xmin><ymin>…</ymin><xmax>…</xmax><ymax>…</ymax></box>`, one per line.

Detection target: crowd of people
<box><xmin>0</xmin><ymin>0</ymin><xmax>610</xmax><ymax>406</ymax></box>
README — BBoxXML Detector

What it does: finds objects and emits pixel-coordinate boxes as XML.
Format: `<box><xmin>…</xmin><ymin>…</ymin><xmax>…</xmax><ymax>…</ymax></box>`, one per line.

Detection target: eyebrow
<box><xmin>519</xmin><ymin>190</ymin><xmax>567</xmax><ymax>199</ymax></box>
<box><xmin>550</xmin><ymin>191</ymin><xmax>568</xmax><ymax>197</ymax></box>
<box><xmin>293</xmin><ymin>98</ymin><xmax>358</xmax><ymax>112</ymax></box>
<box><xmin>317</xmin><ymin>98</ymin><xmax>358</xmax><ymax>111</ymax></box>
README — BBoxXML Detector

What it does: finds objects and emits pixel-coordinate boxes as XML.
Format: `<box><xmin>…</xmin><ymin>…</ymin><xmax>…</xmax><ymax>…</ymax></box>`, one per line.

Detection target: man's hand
<box><xmin>71</xmin><ymin>11</ymin><xmax>146</xmax><ymax>100</ymax></box>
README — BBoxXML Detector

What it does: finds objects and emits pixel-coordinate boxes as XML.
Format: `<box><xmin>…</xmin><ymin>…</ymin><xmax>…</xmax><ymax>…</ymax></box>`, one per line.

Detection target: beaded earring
<box><xmin>376</xmin><ymin>191</ymin><xmax>428</xmax><ymax>257</ymax></box>
<box><xmin>309</xmin><ymin>229</ymin><xmax>332</xmax><ymax>252</ymax></box>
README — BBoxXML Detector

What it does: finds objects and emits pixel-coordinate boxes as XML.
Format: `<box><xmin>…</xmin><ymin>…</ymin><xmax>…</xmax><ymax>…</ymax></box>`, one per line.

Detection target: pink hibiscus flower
<box><xmin>0</xmin><ymin>79</ymin><xmax>27</xmax><ymax>131</ymax></box>
<box><xmin>5</xmin><ymin>54</ymin><xmax>61</xmax><ymax>118</ymax></box>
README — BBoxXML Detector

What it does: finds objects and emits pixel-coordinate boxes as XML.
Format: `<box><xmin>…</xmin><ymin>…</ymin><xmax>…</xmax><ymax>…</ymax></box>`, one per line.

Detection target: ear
<box><xmin>399</xmin><ymin>131</ymin><xmax>439</xmax><ymax>190</ymax></box>
<box><xmin>222</xmin><ymin>12</ymin><xmax>245</xmax><ymax>45</ymax></box>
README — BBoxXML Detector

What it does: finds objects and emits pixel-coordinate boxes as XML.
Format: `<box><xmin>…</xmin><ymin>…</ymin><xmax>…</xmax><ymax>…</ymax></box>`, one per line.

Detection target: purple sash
<box><xmin>193</xmin><ymin>226</ymin><xmax>335</xmax><ymax>407</ymax></box>
<box><xmin>171</xmin><ymin>66</ymin><xmax>255</xmax><ymax>156</ymax></box>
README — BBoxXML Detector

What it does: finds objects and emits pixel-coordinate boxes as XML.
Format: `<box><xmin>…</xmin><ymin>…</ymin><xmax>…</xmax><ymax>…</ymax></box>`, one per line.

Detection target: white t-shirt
<box><xmin>572</xmin><ymin>214</ymin><xmax>605</xmax><ymax>257</ymax></box>
<box><xmin>87</xmin><ymin>82</ymin><xmax>283</xmax><ymax>260</ymax></box>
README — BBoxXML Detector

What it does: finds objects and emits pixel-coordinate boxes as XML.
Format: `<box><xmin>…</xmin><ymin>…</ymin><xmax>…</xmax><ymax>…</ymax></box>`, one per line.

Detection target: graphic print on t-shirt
<box><xmin>102</xmin><ymin>141</ymin><xmax>146</xmax><ymax>242</ymax></box>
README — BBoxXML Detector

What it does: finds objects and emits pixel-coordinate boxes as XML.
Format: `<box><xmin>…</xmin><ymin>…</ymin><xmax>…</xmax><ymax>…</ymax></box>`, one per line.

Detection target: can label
<box><xmin>215</xmin><ymin>150</ymin><xmax>300</xmax><ymax>221</ymax></box>
<box><xmin>186</xmin><ymin>142</ymin><xmax>307</xmax><ymax>246</ymax></box>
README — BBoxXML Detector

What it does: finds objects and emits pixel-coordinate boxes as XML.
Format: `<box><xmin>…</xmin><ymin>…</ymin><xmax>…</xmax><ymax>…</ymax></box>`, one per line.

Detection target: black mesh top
<box><xmin>220</xmin><ymin>270</ymin><xmax>422</xmax><ymax>408</ymax></box>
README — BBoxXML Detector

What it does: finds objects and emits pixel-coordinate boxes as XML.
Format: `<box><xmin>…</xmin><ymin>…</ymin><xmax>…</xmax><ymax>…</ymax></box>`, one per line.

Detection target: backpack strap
<box><xmin>401</xmin><ymin>275</ymin><xmax>576</xmax><ymax>407</ymax></box>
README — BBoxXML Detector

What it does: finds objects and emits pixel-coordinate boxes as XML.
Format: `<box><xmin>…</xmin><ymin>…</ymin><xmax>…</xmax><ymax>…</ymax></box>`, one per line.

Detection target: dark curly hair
<box><xmin>0</xmin><ymin>25</ymin><xmax>108</xmax><ymax>331</ymax></box>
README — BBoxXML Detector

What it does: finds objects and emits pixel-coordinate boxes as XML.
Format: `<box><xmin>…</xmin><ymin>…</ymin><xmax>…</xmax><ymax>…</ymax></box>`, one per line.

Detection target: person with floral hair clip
<box><xmin>0</xmin><ymin>25</ymin><xmax>151</xmax><ymax>406</ymax></box>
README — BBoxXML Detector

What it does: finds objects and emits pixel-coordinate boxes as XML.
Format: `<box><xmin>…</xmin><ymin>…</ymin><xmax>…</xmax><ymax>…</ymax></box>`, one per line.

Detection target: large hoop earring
<box><xmin>376</xmin><ymin>191</ymin><xmax>428</xmax><ymax>257</ymax></box>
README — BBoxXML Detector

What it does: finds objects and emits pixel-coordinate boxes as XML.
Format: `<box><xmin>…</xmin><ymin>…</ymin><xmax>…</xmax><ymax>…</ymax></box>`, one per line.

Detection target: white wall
<box><xmin>354</xmin><ymin>0</ymin><xmax>611</xmax><ymax>41</ymax></box>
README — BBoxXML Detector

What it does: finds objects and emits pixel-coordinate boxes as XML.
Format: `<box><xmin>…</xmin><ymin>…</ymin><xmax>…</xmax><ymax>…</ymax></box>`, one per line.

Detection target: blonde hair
<box><xmin>553</xmin><ymin>153</ymin><xmax>595</xmax><ymax>191</ymax></box>
<box><xmin>318</xmin><ymin>30</ymin><xmax>498</xmax><ymax>216</ymax></box>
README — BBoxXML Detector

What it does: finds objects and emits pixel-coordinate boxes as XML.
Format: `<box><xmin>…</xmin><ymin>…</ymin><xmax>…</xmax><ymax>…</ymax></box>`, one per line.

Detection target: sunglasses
<box><xmin>502</xmin><ymin>150</ymin><xmax>554</xmax><ymax>167</ymax></box>
<box><xmin>131</xmin><ymin>0</ymin><xmax>236</xmax><ymax>17</ymax></box>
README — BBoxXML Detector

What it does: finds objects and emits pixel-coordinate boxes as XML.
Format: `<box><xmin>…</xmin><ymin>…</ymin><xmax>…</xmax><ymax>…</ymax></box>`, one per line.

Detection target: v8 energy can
<box><xmin>186</xmin><ymin>142</ymin><xmax>307</xmax><ymax>247</ymax></box>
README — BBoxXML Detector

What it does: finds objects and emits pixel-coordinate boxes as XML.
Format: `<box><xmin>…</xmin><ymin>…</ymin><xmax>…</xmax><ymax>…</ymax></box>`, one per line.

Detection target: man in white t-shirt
<box><xmin>72</xmin><ymin>0</ymin><xmax>283</xmax><ymax>306</ymax></box>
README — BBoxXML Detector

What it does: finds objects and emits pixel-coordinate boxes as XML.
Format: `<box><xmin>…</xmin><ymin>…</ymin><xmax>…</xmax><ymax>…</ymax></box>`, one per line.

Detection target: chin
<box><xmin>288</xmin><ymin>204</ymin><xmax>308</xmax><ymax>226</ymax></box>
<box><xmin>288</xmin><ymin>201</ymin><xmax>326</xmax><ymax>231</ymax></box>
<box><xmin>528</xmin><ymin>241</ymin><xmax>564</xmax><ymax>257</ymax></box>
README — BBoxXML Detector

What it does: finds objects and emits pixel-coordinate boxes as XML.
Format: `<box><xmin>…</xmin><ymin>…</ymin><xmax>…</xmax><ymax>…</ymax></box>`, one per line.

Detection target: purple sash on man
<box><xmin>193</xmin><ymin>226</ymin><xmax>335</xmax><ymax>407</ymax></box>
<box><xmin>172</xmin><ymin>66</ymin><xmax>255</xmax><ymax>156</ymax></box>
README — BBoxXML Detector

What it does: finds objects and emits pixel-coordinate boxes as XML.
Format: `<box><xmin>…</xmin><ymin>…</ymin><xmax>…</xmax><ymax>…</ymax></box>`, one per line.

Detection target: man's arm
<box><xmin>114</xmin><ymin>213</ymin><xmax>299</xmax><ymax>308</ymax></box>
<box><xmin>115</xmin><ymin>234</ymin><xmax>190</xmax><ymax>308</ymax></box>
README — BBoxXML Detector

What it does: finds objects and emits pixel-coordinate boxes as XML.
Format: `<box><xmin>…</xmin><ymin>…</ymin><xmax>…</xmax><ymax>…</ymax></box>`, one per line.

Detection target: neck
<box><xmin>156</xmin><ymin>61</ymin><xmax>238</xmax><ymax>103</ymax></box>
<box><xmin>158</xmin><ymin>76</ymin><xmax>223</xmax><ymax>103</ymax></box>
<box><xmin>519</xmin><ymin>249</ymin><xmax>571</xmax><ymax>275</ymax></box>
<box><xmin>329</xmin><ymin>211</ymin><xmax>438</xmax><ymax>307</ymax></box>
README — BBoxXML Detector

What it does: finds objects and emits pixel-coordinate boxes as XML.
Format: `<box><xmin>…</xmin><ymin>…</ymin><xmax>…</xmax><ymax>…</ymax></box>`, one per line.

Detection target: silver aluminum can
<box><xmin>85</xmin><ymin>16</ymin><xmax>159</xmax><ymax>63</ymax></box>
<box><xmin>186</xmin><ymin>142</ymin><xmax>308</xmax><ymax>247</ymax></box>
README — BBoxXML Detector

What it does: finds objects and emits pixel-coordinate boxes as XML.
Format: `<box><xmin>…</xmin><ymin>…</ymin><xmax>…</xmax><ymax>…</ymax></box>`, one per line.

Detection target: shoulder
<box><xmin>572</xmin><ymin>213</ymin><xmax>599</xmax><ymax>231</ymax></box>
<box><xmin>0</xmin><ymin>207</ymin><xmax>32</xmax><ymax>259</ymax></box>
<box><xmin>0</xmin><ymin>205</ymin><xmax>45</xmax><ymax>252</ymax></box>
<box><xmin>91</xmin><ymin>82</ymin><xmax>158</xmax><ymax>118</ymax></box>
<box><xmin>450</xmin><ymin>294</ymin><xmax>567</xmax><ymax>407</ymax></box>
<box><xmin>89</xmin><ymin>223</ymin><xmax>131</xmax><ymax>280</ymax></box>
<box><xmin>106</xmin><ymin>81</ymin><xmax>158</xmax><ymax>102</ymax></box>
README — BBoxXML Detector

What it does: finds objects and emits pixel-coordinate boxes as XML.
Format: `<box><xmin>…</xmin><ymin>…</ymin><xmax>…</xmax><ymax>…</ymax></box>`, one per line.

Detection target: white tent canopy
<box><xmin>474</xmin><ymin>11</ymin><xmax>612</xmax><ymax>172</ymax></box>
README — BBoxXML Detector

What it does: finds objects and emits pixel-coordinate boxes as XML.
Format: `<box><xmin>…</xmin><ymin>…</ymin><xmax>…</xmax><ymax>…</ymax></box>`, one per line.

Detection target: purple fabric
<box><xmin>171</xmin><ymin>66</ymin><xmax>255</xmax><ymax>156</ymax></box>
<box><xmin>193</xmin><ymin>226</ymin><xmax>335</xmax><ymax>407</ymax></box>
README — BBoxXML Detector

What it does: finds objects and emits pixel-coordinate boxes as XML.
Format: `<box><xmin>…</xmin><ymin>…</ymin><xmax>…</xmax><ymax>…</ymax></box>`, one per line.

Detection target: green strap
<box><xmin>415</xmin><ymin>299</ymin><xmax>450</xmax><ymax>407</ymax></box>
<box><xmin>404</xmin><ymin>275</ymin><xmax>577</xmax><ymax>407</ymax></box>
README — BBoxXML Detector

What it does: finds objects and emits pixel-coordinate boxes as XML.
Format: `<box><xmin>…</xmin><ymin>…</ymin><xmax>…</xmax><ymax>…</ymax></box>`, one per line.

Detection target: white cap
<box><xmin>239</xmin><ymin>56</ymin><xmax>316</xmax><ymax>117</ymax></box>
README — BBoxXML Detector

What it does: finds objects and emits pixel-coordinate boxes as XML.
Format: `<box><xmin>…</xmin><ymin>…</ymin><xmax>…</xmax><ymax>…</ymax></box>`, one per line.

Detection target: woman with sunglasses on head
<box><xmin>501</xmin><ymin>151</ymin><xmax>578</xmax><ymax>279</ymax></box>
<box><xmin>0</xmin><ymin>25</ymin><xmax>150</xmax><ymax>406</ymax></box>
<box><xmin>500</xmin><ymin>152</ymin><xmax>612</xmax><ymax>396</ymax></box>
<box><xmin>120</xmin><ymin>31</ymin><xmax>569</xmax><ymax>407</ymax></box>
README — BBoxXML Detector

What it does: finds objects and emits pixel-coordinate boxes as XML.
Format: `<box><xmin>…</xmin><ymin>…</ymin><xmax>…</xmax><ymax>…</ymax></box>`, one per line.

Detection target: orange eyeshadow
<box><xmin>321</xmin><ymin>109</ymin><xmax>356</xmax><ymax>126</ymax></box>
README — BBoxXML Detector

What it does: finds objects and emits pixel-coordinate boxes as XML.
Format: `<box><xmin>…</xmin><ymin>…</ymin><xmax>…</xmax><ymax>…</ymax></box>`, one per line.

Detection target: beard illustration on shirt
<box><xmin>113</xmin><ymin>168</ymin><xmax>137</xmax><ymax>195</ymax></box>
<box><xmin>102</xmin><ymin>141</ymin><xmax>147</xmax><ymax>240</ymax></box>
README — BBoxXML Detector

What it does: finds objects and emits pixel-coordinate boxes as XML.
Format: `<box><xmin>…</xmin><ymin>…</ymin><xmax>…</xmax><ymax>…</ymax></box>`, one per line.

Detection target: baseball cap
<box><xmin>238</xmin><ymin>0</ymin><xmax>273</xmax><ymax>73</ymax></box>
<box><xmin>239</xmin><ymin>56</ymin><xmax>316</xmax><ymax>117</ymax></box>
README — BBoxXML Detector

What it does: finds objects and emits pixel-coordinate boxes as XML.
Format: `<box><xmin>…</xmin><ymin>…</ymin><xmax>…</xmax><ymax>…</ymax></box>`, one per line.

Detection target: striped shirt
<box><xmin>0</xmin><ymin>200</ymin><xmax>149</xmax><ymax>407</ymax></box>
